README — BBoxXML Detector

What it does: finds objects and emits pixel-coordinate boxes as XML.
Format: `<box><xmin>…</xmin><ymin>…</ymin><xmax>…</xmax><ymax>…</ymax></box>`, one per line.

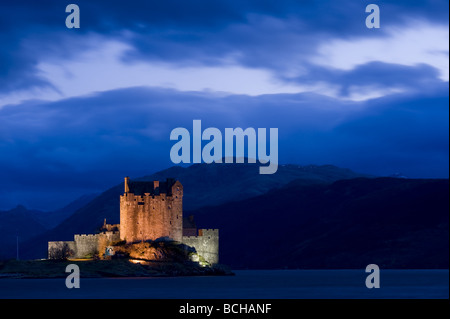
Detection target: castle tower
<box><xmin>120</xmin><ymin>178</ymin><xmax>183</xmax><ymax>243</ymax></box>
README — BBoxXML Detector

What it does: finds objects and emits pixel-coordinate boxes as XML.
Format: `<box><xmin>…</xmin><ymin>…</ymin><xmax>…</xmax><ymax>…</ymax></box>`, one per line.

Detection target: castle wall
<box><xmin>47</xmin><ymin>179</ymin><xmax>220</xmax><ymax>264</ymax></box>
<box><xmin>182</xmin><ymin>229</ymin><xmax>219</xmax><ymax>265</ymax></box>
<box><xmin>74</xmin><ymin>234</ymin><xmax>99</xmax><ymax>258</ymax></box>
<box><xmin>48</xmin><ymin>231</ymin><xmax>120</xmax><ymax>259</ymax></box>
<box><xmin>97</xmin><ymin>231</ymin><xmax>120</xmax><ymax>258</ymax></box>
<box><xmin>120</xmin><ymin>181</ymin><xmax>183</xmax><ymax>243</ymax></box>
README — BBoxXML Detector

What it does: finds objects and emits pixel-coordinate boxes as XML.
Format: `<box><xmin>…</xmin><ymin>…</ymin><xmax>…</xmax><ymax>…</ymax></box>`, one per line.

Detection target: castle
<box><xmin>48</xmin><ymin>177</ymin><xmax>219</xmax><ymax>264</ymax></box>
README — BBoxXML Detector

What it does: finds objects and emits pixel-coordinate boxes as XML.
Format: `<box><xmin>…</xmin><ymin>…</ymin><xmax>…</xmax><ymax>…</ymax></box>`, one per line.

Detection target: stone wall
<box><xmin>47</xmin><ymin>179</ymin><xmax>220</xmax><ymax>264</ymax></box>
<box><xmin>97</xmin><ymin>231</ymin><xmax>120</xmax><ymax>258</ymax></box>
<box><xmin>120</xmin><ymin>181</ymin><xmax>183</xmax><ymax>242</ymax></box>
<box><xmin>182</xmin><ymin>229</ymin><xmax>219</xmax><ymax>265</ymax></box>
<box><xmin>48</xmin><ymin>231</ymin><xmax>120</xmax><ymax>259</ymax></box>
<box><xmin>74</xmin><ymin>234</ymin><xmax>99</xmax><ymax>258</ymax></box>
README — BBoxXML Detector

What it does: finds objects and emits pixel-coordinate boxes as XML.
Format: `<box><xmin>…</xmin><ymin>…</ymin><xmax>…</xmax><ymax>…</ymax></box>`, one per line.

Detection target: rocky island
<box><xmin>0</xmin><ymin>178</ymin><xmax>232</xmax><ymax>279</ymax></box>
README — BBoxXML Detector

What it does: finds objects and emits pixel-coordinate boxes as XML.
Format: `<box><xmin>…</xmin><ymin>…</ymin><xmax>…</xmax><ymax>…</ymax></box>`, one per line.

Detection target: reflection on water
<box><xmin>0</xmin><ymin>269</ymin><xmax>448</xmax><ymax>299</ymax></box>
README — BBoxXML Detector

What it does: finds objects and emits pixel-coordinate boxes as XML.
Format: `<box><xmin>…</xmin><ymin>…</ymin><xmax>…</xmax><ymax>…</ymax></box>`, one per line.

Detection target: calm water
<box><xmin>0</xmin><ymin>270</ymin><xmax>448</xmax><ymax>299</ymax></box>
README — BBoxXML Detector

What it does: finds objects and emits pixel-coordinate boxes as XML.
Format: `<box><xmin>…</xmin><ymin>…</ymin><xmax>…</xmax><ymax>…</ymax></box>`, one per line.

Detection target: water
<box><xmin>0</xmin><ymin>270</ymin><xmax>448</xmax><ymax>299</ymax></box>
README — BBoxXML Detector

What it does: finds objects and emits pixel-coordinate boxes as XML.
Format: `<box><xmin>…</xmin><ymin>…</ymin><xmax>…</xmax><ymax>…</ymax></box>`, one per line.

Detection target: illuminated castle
<box><xmin>120</xmin><ymin>177</ymin><xmax>184</xmax><ymax>242</ymax></box>
<box><xmin>48</xmin><ymin>178</ymin><xmax>219</xmax><ymax>264</ymax></box>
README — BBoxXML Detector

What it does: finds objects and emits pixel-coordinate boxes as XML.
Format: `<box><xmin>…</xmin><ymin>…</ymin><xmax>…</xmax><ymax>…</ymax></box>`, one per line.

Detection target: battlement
<box><xmin>123</xmin><ymin>177</ymin><xmax>180</xmax><ymax>197</ymax></box>
<box><xmin>74</xmin><ymin>234</ymin><xmax>98</xmax><ymax>239</ymax></box>
<box><xmin>100</xmin><ymin>230</ymin><xmax>120</xmax><ymax>235</ymax></box>
<box><xmin>120</xmin><ymin>192</ymin><xmax>169</xmax><ymax>202</ymax></box>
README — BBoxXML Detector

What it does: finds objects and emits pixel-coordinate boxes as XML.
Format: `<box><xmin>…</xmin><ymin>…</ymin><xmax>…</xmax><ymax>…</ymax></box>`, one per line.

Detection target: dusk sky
<box><xmin>0</xmin><ymin>0</ymin><xmax>448</xmax><ymax>210</ymax></box>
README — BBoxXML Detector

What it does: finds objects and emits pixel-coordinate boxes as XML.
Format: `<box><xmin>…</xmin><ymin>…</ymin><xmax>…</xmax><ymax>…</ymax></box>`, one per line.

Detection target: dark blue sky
<box><xmin>0</xmin><ymin>0</ymin><xmax>448</xmax><ymax>210</ymax></box>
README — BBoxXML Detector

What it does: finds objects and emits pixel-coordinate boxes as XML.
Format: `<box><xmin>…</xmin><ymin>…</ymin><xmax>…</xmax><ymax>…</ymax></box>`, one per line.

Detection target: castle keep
<box><xmin>120</xmin><ymin>177</ymin><xmax>183</xmax><ymax>242</ymax></box>
<box><xmin>48</xmin><ymin>178</ymin><xmax>219</xmax><ymax>264</ymax></box>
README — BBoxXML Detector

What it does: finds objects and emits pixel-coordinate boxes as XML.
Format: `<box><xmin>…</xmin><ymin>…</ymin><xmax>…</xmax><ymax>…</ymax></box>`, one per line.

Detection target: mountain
<box><xmin>137</xmin><ymin>163</ymin><xmax>371</xmax><ymax>210</ymax></box>
<box><xmin>31</xmin><ymin>193</ymin><xmax>99</xmax><ymax>229</ymax></box>
<box><xmin>0</xmin><ymin>193</ymin><xmax>98</xmax><ymax>259</ymax></box>
<box><xmin>0</xmin><ymin>205</ymin><xmax>47</xmax><ymax>259</ymax></box>
<box><xmin>20</xmin><ymin>162</ymin><xmax>368</xmax><ymax>259</ymax></box>
<box><xmin>191</xmin><ymin>177</ymin><xmax>449</xmax><ymax>269</ymax></box>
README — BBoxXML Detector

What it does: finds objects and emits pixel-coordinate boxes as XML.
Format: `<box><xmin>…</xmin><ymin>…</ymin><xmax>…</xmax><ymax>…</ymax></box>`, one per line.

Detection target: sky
<box><xmin>0</xmin><ymin>0</ymin><xmax>448</xmax><ymax>210</ymax></box>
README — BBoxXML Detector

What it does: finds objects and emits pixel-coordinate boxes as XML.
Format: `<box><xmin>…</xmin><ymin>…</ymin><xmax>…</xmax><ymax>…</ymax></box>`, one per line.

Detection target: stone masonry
<box><xmin>48</xmin><ymin>178</ymin><xmax>219</xmax><ymax>264</ymax></box>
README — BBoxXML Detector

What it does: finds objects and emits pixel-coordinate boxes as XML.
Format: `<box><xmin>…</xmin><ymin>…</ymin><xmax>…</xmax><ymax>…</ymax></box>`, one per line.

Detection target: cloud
<box><xmin>1</xmin><ymin>1</ymin><xmax>448</xmax><ymax>106</ymax></box>
<box><xmin>0</xmin><ymin>85</ymin><xmax>448</xmax><ymax>210</ymax></box>
<box><xmin>34</xmin><ymin>38</ymin><xmax>312</xmax><ymax>98</ymax></box>
<box><xmin>0</xmin><ymin>0</ymin><xmax>448</xmax><ymax>210</ymax></box>
<box><xmin>311</xmin><ymin>22</ymin><xmax>449</xmax><ymax>81</ymax></box>
<box><xmin>284</xmin><ymin>61</ymin><xmax>445</xmax><ymax>101</ymax></box>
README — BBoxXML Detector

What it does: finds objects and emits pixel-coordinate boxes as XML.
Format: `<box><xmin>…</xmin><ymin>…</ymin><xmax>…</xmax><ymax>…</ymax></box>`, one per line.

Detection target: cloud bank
<box><xmin>0</xmin><ymin>0</ymin><xmax>448</xmax><ymax>209</ymax></box>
